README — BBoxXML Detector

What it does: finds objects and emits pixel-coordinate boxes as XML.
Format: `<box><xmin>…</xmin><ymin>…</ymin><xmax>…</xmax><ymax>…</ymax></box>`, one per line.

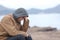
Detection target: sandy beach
<box><xmin>28</xmin><ymin>27</ymin><xmax>60</xmax><ymax>40</ymax></box>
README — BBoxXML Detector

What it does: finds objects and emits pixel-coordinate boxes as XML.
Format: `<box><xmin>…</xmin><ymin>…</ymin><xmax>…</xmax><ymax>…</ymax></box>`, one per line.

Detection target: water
<box><xmin>0</xmin><ymin>13</ymin><xmax>60</xmax><ymax>29</ymax></box>
<box><xmin>0</xmin><ymin>16</ymin><xmax>4</xmax><ymax>21</ymax></box>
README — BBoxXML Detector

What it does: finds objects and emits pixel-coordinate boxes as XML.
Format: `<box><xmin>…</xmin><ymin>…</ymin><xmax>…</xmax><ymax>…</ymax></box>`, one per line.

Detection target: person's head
<box><xmin>13</xmin><ymin>8</ymin><xmax>28</xmax><ymax>22</ymax></box>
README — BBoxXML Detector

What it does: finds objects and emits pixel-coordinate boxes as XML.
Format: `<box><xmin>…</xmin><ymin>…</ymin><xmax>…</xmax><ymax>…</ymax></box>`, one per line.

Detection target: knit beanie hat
<box><xmin>13</xmin><ymin>8</ymin><xmax>28</xmax><ymax>19</ymax></box>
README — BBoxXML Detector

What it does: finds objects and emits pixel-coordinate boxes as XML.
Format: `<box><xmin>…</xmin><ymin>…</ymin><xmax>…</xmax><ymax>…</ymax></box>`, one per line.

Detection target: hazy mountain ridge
<box><xmin>28</xmin><ymin>5</ymin><xmax>60</xmax><ymax>14</ymax></box>
<box><xmin>0</xmin><ymin>5</ymin><xmax>14</xmax><ymax>15</ymax></box>
<box><xmin>0</xmin><ymin>5</ymin><xmax>60</xmax><ymax>15</ymax></box>
<box><xmin>43</xmin><ymin>5</ymin><xmax>60</xmax><ymax>13</ymax></box>
<box><xmin>27</xmin><ymin>8</ymin><xmax>42</xmax><ymax>14</ymax></box>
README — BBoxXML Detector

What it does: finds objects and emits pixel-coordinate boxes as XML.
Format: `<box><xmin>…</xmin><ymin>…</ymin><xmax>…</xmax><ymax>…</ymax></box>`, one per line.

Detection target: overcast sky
<box><xmin>0</xmin><ymin>0</ymin><xmax>60</xmax><ymax>9</ymax></box>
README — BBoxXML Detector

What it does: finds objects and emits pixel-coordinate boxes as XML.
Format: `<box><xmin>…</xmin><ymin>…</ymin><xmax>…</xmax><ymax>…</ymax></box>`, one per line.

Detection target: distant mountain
<box><xmin>0</xmin><ymin>5</ymin><xmax>60</xmax><ymax>15</ymax></box>
<box><xmin>43</xmin><ymin>5</ymin><xmax>60</xmax><ymax>13</ymax></box>
<box><xmin>27</xmin><ymin>8</ymin><xmax>42</xmax><ymax>14</ymax></box>
<box><xmin>0</xmin><ymin>5</ymin><xmax>14</xmax><ymax>15</ymax></box>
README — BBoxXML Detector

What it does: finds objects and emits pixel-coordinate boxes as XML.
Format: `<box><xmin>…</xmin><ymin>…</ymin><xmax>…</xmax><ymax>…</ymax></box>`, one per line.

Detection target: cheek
<box><xmin>19</xmin><ymin>18</ymin><xmax>23</xmax><ymax>21</ymax></box>
<box><xmin>21</xmin><ymin>18</ymin><xmax>24</xmax><ymax>20</ymax></box>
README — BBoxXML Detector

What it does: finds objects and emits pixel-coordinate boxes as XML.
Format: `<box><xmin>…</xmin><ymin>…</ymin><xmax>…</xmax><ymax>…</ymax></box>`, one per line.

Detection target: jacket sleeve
<box><xmin>22</xmin><ymin>19</ymin><xmax>29</xmax><ymax>32</ymax></box>
<box><xmin>1</xmin><ymin>17</ymin><xmax>27</xmax><ymax>36</ymax></box>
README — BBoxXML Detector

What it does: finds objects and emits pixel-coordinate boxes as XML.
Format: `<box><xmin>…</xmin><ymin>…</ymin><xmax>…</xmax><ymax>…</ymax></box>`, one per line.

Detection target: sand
<box><xmin>28</xmin><ymin>27</ymin><xmax>60</xmax><ymax>40</ymax></box>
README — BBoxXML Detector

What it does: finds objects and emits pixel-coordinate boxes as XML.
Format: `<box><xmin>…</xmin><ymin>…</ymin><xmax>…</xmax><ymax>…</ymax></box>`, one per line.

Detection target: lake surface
<box><xmin>0</xmin><ymin>13</ymin><xmax>60</xmax><ymax>29</ymax></box>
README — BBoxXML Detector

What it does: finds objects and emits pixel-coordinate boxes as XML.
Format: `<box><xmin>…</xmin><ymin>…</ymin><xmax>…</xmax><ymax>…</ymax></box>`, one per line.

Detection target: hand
<box><xmin>23</xmin><ymin>32</ymin><xmax>29</xmax><ymax>37</ymax></box>
<box><xmin>25</xmin><ymin>32</ymin><xmax>32</xmax><ymax>37</ymax></box>
<box><xmin>24</xmin><ymin>17</ymin><xmax>28</xmax><ymax>21</ymax></box>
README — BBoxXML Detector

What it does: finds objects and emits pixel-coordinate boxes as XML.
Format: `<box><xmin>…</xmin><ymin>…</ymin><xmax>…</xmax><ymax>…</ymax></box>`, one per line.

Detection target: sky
<box><xmin>0</xmin><ymin>0</ymin><xmax>60</xmax><ymax>9</ymax></box>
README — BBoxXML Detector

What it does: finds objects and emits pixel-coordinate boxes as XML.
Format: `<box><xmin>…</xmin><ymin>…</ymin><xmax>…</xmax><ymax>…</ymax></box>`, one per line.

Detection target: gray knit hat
<box><xmin>13</xmin><ymin>8</ymin><xmax>28</xmax><ymax>19</ymax></box>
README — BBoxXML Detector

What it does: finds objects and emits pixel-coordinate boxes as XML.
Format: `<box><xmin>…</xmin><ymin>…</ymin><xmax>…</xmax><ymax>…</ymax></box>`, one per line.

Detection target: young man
<box><xmin>0</xmin><ymin>8</ymin><xmax>32</xmax><ymax>40</ymax></box>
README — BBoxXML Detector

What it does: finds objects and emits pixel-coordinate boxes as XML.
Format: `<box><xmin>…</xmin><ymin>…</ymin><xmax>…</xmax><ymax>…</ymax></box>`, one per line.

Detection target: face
<box><xmin>17</xmin><ymin>17</ymin><xmax>24</xmax><ymax>22</ymax></box>
<box><xmin>17</xmin><ymin>16</ymin><xmax>28</xmax><ymax>22</ymax></box>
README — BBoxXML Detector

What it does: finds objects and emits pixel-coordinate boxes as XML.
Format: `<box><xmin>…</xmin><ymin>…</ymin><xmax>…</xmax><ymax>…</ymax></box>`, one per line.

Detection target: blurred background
<box><xmin>0</xmin><ymin>0</ymin><xmax>60</xmax><ymax>29</ymax></box>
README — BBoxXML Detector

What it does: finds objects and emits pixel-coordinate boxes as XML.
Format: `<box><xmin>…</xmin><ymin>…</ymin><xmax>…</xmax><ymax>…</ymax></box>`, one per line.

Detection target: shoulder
<box><xmin>1</xmin><ymin>14</ymin><xmax>13</xmax><ymax>22</ymax></box>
